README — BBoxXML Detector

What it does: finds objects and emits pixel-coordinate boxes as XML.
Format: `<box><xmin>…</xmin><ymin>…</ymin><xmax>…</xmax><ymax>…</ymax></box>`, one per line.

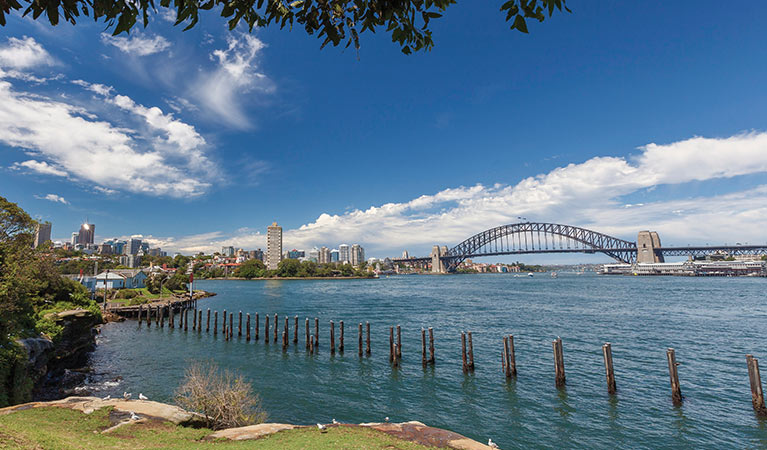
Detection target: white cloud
<box><xmin>192</xmin><ymin>34</ymin><xmax>275</xmax><ymax>128</ymax></box>
<box><xmin>153</xmin><ymin>132</ymin><xmax>767</xmax><ymax>256</ymax></box>
<box><xmin>11</xmin><ymin>159</ymin><xmax>68</xmax><ymax>177</ymax></box>
<box><xmin>0</xmin><ymin>36</ymin><xmax>54</xmax><ymax>70</ymax></box>
<box><xmin>34</xmin><ymin>193</ymin><xmax>69</xmax><ymax>204</ymax></box>
<box><xmin>100</xmin><ymin>33</ymin><xmax>171</xmax><ymax>56</ymax></box>
<box><xmin>1</xmin><ymin>78</ymin><xmax>215</xmax><ymax>197</ymax></box>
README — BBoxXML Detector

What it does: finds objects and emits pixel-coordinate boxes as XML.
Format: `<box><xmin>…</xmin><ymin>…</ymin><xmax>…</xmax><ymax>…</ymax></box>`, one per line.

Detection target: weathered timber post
<box><xmin>366</xmin><ymin>322</ymin><xmax>371</xmax><ymax>355</ymax></box>
<box><xmin>305</xmin><ymin>318</ymin><xmax>310</xmax><ymax>349</ymax></box>
<box><xmin>155</xmin><ymin>306</ymin><xmax>160</xmax><ymax>326</ymax></box>
<box><xmin>184</xmin><ymin>309</ymin><xmax>189</xmax><ymax>332</ymax></box>
<box><xmin>193</xmin><ymin>308</ymin><xmax>197</xmax><ymax>330</ymax></box>
<box><xmin>314</xmin><ymin>318</ymin><xmax>319</xmax><ymax>348</ymax></box>
<box><xmin>428</xmin><ymin>327</ymin><xmax>435</xmax><ymax>364</ymax></box>
<box><xmin>273</xmin><ymin>314</ymin><xmax>278</xmax><ymax>343</ymax></box>
<box><xmin>255</xmin><ymin>313</ymin><xmax>259</xmax><ymax>340</ymax></box>
<box><xmin>160</xmin><ymin>306</ymin><xmax>165</xmax><ymax>328</ymax></box>
<box><xmin>283</xmin><ymin>317</ymin><xmax>288</xmax><ymax>346</ymax></box>
<box><xmin>138</xmin><ymin>306</ymin><xmax>143</xmax><ymax>326</ymax></box>
<box><xmin>421</xmin><ymin>328</ymin><xmax>427</xmax><ymax>367</ymax></box>
<box><xmin>553</xmin><ymin>337</ymin><xmax>565</xmax><ymax>387</ymax></box>
<box><xmin>146</xmin><ymin>306</ymin><xmax>151</xmax><ymax>327</ymax></box>
<box><xmin>389</xmin><ymin>326</ymin><xmax>394</xmax><ymax>362</ymax></box>
<box><xmin>393</xmin><ymin>344</ymin><xmax>400</xmax><ymax>367</ymax></box>
<box><xmin>504</xmin><ymin>335</ymin><xmax>516</xmax><ymax>377</ymax></box>
<box><xmin>330</xmin><ymin>321</ymin><xmax>336</xmax><ymax>355</ymax></box>
<box><xmin>206</xmin><ymin>309</ymin><xmax>210</xmax><ymax>333</ymax></box>
<box><xmin>603</xmin><ymin>343</ymin><xmax>616</xmax><ymax>395</ymax></box>
<box><xmin>222</xmin><ymin>310</ymin><xmax>227</xmax><ymax>336</ymax></box>
<box><xmin>229</xmin><ymin>313</ymin><xmax>233</xmax><ymax>340</ymax></box>
<box><xmin>309</xmin><ymin>333</ymin><xmax>315</xmax><ymax>354</ymax></box>
<box><xmin>168</xmin><ymin>306</ymin><xmax>173</xmax><ymax>328</ymax></box>
<box><xmin>265</xmin><ymin>314</ymin><xmax>270</xmax><ymax>344</ymax></box>
<box><xmin>197</xmin><ymin>310</ymin><xmax>202</xmax><ymax>333</ymax></box>
<box><xmin>746</xmin><ymin>355</ymin><xmax>767</xmax><ymax>415</ymax></box>
<box><xmin>339</xmin><ymin>320</ymin><xmax>344</xmax><ymax>353</ymax></box>
<box><xmin>246</xmin><ymin>314</ymin><xmax>251</xmax><ymax>341</ymax></box>
<box><xmin>358</xmin><ymin>323</ymin><xmax>363</xmax><ymax>357</ymax></box>
<box><xmin>294</xmin><ymin>316</ymin><xmax>298</xmax><ymax>344</ymax></box>
<box><xmin>282</xmin><ymin>331</ymin><xmax>287</xmax><ymax>350</ymax></box>
<box><xmin>397</xmin><ymin>325</ymin><xmax>402</xmax><ymax>358</ymax></box>
<box><xmin>213</xmin><ymin>311</ymin><xmax>218</xmax><ymax>335</ymax></box>
<box><xmin>461</xmin><ymin>332</ymin><xmax>468</xmax><ymax>373</ymax></box>
<box><xmin>238</xmin><ymin>311</ymin><xmax>242</xmax><ymax>337</ymax></box>
<box><xmin>666</xmin><ymin>348</ymin><xmax>682</xmax><ymax>405</ymax></box>
<box><xmin>467</xmin><ymin>331</ymin><xmax>475</xmax><ymax>371</ymax></box>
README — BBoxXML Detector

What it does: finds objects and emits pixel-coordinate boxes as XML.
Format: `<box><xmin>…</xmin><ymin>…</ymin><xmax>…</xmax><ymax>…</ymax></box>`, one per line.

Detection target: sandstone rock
<box><xmin>206</xmin><ymin>423</ymin><xmax>297</xmax><ymax>440</ymax></box>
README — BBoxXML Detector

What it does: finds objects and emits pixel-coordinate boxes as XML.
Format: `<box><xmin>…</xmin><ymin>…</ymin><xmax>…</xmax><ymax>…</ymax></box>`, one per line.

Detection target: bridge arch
<box><xmin>444</xmin><ymin>222</ymin><xmax>637</xmax><ymax>271</ymax></box>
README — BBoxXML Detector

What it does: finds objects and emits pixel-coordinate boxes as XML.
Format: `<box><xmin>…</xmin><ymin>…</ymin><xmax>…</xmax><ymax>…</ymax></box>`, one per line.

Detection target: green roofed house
<box><xmin>95</xmin><ymin>269</ymin><xmax>147</xmax><ymax>290</ymax></box>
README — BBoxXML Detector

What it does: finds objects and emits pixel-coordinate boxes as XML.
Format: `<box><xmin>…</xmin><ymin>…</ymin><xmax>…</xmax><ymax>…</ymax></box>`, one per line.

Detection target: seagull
<box><xmin>332</xmin><ymin>419</ymin><xmax>338</xmax><ymax>424</ymax></box>
<box><xmin>102</xmin><ymin>395</ymin><xmax>111</xmax><ymax>401</ymax></box>
<box><xmin>123</xmin><ymin>392</ymin><xmax>131</xmax><ymax>400</ymax></box>
<box><xmin>384</xmin><ymin>417</ymin><xmax>390</xmax><ymax>423</ymax></box>
<box><xmin>317</xmin><ymin>423</ymin><xmax>326</xmax><ymax>431</ymax></box>
<box><xmin>138</xmin><ymin>393</ymin><xmax>148</xmax><ymax>400</ymax></box>
<box><xmin>488</xmin><ymin>438</ymin><xmax>499</xmax><ymax>448</ymax></box>
<box><xmin>130</xmin><ymin>412</ymin><xmax>140</xmax><ymax>421</ymax></box>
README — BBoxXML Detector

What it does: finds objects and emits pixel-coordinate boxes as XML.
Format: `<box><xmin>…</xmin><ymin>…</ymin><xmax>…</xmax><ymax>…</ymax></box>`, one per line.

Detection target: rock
<box><xmin>17</xmin><ymin>337</ymin><xmax>54</xmax><ymax>380</ymax></box>
<box><xmin>363</xmin><ymin>421</ymin><xmax>494</xmax><ymax>450</ymax></box>
<box><xmin>206</xmin><ymin>423</ymin><xmax>297</xmax><ymax>440</ymax></box>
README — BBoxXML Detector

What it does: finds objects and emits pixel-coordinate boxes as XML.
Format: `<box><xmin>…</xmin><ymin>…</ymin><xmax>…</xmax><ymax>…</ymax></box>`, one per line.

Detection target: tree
<box><xmin>0</xmin><ymin>0</ymin><xmax>569</xmax><ymax>54</ymax></box>
<box><xmin>236</xmin><ymin>259</ymin><xmax>265</xmax><ymax>279</ymax></box>
<box><xmin>277</xmin><ymin>258</ymin><xmax>301</xmax><ymax>277</ymax></box>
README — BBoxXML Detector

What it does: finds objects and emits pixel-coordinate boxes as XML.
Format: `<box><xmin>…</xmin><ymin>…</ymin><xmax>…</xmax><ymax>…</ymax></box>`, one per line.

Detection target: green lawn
<box><xmin>0</xmin><ymin>407</ymin><xmax>434</xmax><ymax>449</ymax></box>
<box><xmin>110</xmin><ymin>288</ymin><xmax>187</xmax><ymax>305</ymax></box>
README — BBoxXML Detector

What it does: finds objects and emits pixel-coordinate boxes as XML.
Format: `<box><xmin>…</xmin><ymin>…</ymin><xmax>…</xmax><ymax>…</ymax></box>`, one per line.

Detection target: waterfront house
<box><xmin>95</xmin><ymin>269</ymin><xmax>147</xmax><ymax>289</ymax></box>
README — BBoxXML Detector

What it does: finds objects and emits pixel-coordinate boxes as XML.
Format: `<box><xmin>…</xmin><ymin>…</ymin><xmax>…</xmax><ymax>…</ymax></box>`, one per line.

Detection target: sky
<box><xmin>2</xmin><ymin>1</ymin><xmax>767</xmax><ymax>262</ymax></box>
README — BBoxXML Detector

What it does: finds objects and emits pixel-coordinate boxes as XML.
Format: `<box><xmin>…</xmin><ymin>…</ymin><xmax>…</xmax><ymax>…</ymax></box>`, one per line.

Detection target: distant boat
<box><xmin>527</xmin><ymin>273</ymin><xmax>534</xmax><ymax>277</ymax></box>
<box><xmin>551</xmin><ymin>272</ymin><xmax>558</xmax><ymax>278</ymax></box>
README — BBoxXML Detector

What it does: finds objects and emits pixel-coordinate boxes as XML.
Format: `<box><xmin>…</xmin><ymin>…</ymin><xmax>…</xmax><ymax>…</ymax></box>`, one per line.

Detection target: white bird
<box><xmin>123</xmin><ymin>392</ymin><xmax>131</xmax><ymax>400</ymax></box>
<box><xmin>102</xmin><ymin>395</ymin><xmax>111</xmax><ymax>401</ymax></box>
<box><xmin>332</xmin><ymin>419</ymin><xmax>338</xmax><ymax>424</ymax></box>
<box><xmin>316</xmin><ymin>423</ymin><xmax>326</xmax><ymax>431</ymax></box>
<box><xmin>138</xmin><ymin>393</ymin><xmax>148</xmax><ymax>400</ymax></box>
<box><xmin>488</xmin><ymin>438</ymin><xmax>499</xmax><ymax>449</ymax></box>
<box><xmin>384</xmin><ymin>417</ymin><xmax>390</xmax><ymax>423</ymax></box>
<box><xmin>130</xmin><ymin>412</ymin><xmax>140</xmax><ymax>421</ymax></box>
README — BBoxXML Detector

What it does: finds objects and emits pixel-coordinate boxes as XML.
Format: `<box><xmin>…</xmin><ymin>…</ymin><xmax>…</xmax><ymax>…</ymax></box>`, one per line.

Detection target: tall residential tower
<box><xmin>266</xmin><ymin>222</ymin><xmax>283</xmax><ymax>270</ymax></box>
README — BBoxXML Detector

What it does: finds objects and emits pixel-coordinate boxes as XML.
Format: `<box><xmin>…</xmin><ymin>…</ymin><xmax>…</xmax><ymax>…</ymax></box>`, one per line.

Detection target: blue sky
<box><xmin>2</xmin><ymin>1</ymin><xmax>767</xmax><ymax>261</ymax></box>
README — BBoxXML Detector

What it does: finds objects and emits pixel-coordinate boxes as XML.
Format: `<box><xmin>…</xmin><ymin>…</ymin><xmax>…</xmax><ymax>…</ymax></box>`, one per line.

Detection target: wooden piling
<box><xmin>428</xmin><ymin>327</ymin><xmax>435</xmax><ymax>364</ymax></box>
<box><xmin>206</xmin><ymin>309</ymin><xmax>210</xmax><ymax>333</ymax></box>
<box><xmin>214</xmin><ymin>311</ymin><xmax>218</xmax><ymax>335</ymax></box>
<box><xmin>146</xmin><ymin>307</ymin><xmax>151</xmax><ymax>327</ymax></box>
<box><xmin>160</xmin><ymin>306</ymin><xmax>165</xmax><ymax>328</ymax></box>
<box><xmin>339</xmin><ymin>320</ymin><xmax>344</xmax><ymax>353</ymax></box>
<box><xmin>223</xmin><ymin>309</ymin><xmax>227</xmax><ymax>336</ymax></box>
<box><xmin>366</xmin><ymin>322</ymin><xmax>371</xmax><ymax>355</ymax></box>
<box><xmin>274</xmin><ymin>314</ymin><xmax>278</xmax><ymax>343</ymax></box>
<box><xmin>305</xmin><ymin>318</ymin><xmax>310</xmax><ymax>349</ymax></box>
<box><xmin>358</xmin><ymin>323</ymin><xmax>363</xmax><ymax>357</ymax></box>
<box><xmin>238</xmin><ymin>311</ymin><xmax>242</xmax><ymax>337</ymax></box>
<box><xmin>397</xmin><ymin>325</ymin><xmax>402</xmax><ymax>358</ymax></box>
<box><xmin>155</xmin><ymin>306</ymin><xmax>160</xmax><ymax>326</ymax></box>
<box><xmin>255</xmin><ymin>313</ymin><xmax>259</xmax><ymax>340</ymax></box>
<box><xmin>170</xmin><ymin>306</ymin><xmax>175</xmax><ymax>328</ymax></box>
<box><xmin>184</xmin><ymin>309</ymin><xmax>189</xmax><ymax>332</ymax></box>
<box><xmin>389</xmin><ymin>326</ymin><xmax>394</xmax><ymax>362</ymax></box>
<box><xmin>553</xmin><ymin>337</ymin><xmax>565</xmax><ymax>387</ymax></box>
<box><xmin>265</xmin><ymin>314</ymin><xmax>270</xmax><ymax>344</ymax></box>
<box><xmin>283</xmin><ymin>316</ymin><xmax>288</xmax><ymax>346</ymax></box>
<box><xmin>393</xmin><ymin>344</ymin><xmax>400</xmax><ymax>367</ymax></box>
<box><xmin>246</xmin><ymin>314</ymin><xmax>251</xmax><ymax>341</ymax></box>
<box><xmin>314</xmin><ymin>318</ymin><xmax>319</xmax><ymax>348</ymax></box>
<box><xmin>138</xmin><ymin>306</ymin><xmax>143</xmax><ymax>326</ymax></box>
<box><xmin>193</xmin><ymin>308</ymin><xmax>197</xmax><ymax>330</ymax></box>
<box><xmin>461</xmin><ymin>332</ymin><xmax>468</xmax><ymax>373</ymax></box>
<box><xmin>294</xmin><ymin>316</ymin><xmax>298</xmax><ymax>343</ymax></box>
<box><xmin>746</xmin><ymin>355</ymin><xmax>767</xmax><ymax>415</ymax></box>
<box><xmin>309</xmin><ymin>333</ymin><xmax>315</xmax><ymax>354</ymax></box>
<box><xmin>603</xmin><ymin>343</ymin><xmax>616</xmax><ymax>395</ymax></box>
<box><xmin>421</xmin><ymin>328</ymin><xmax>427</xmax><ymax>367</ymax></box>
<box><xmin>330</xmin><ymin>321</ymin><xmax>336</xmax><ymax>354</ymax></box>
<box><xmin>666</xmin><ymin>348</ymin><xmax>682</xmax><ymax>405</ymax></box>
<box><xmin>282</xmin><ymin>331</ymin><xmax>287</xmax><ymax>350</ymax></box>
<box><xmin>229</xmin><ymin>313</ymin><xmax>233</xmax><ymax>340</ymax></box>
<box><xmin>503</xmin><ymin>335</ymin><xmax>516</xmax><ymax>377</ymax></box>
<box><xmin>197</xmin><ymin>310</ymin><xmax>202</xmax><ymax>333</ymax></box>
<box><xmin>467</xmin><ymin>331</ymin><xmax>475</xmax><ymax>371</ymax></box>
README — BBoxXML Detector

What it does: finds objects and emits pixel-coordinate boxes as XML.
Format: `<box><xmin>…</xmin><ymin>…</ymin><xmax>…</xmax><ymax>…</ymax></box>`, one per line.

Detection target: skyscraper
<box><xmin>77</xmin><ymin>223</ymin><xmax>95</xmax><ymax>245</ymax></box>
<box><xmin>351</xmin><ymin>244</ymin><xmax>365</xmax><ymax>267</ymax></box>
<box><xmin>266</xmin><ymin>222</ymin><xmax>283</xmax><ymax>270</ymax></box>
<box><xmin>319</xmin><ymin>246</ymin><xmax>331</xmax><ymax>264</ymax></box>
<box><xmin>330</xmin><ymin>249</ymin><xmax>340</xmax><ymax>262</ymax></box>
<box><xmin>33</xmin><ymin>222</ymin><xmax>52</xmax><ymax>248</ymax></box>
<box><xmin>127</xmin><ymin>237</ymin><xmax>142</xmax><ymax>255</ymax></box>
<box><xmin>70</xmin><ymin>232</ymin><xmax>78</xmax><ymax>246</ymax></box>
<box><xmin>339</xmin><ymin>244</ymin><xmax>350</xmax><ymax>264</ymax></box>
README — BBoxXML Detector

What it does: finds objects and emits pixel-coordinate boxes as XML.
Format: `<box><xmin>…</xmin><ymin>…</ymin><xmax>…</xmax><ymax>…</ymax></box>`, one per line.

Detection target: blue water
<box><xmin>88</xmin><ymin>274</ymin><xmax>767</xmax><ymax>448</ymax></box>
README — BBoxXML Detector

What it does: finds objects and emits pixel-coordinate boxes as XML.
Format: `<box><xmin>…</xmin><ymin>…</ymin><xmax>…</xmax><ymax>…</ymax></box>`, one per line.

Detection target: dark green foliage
<box><xmin>0</xmin><ymin>343</ymin><xmax>32</xmax><ymax>407</ymax></box>
<box><xmin>236</xmin><ymin>259</ymin><xmax>266</xmax><ymax>279</ymax></box>
<box><xmin>0</xmin><ymin>0</ymin><xmax>568</xmax><ymax>54</ymax></box>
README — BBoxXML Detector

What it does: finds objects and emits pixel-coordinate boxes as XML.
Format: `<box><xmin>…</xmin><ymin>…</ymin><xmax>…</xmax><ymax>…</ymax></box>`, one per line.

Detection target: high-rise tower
<box><xmin>266</xmin><ymin>222</ymin><xmax>283</xmax><ymax>270</ymax></box>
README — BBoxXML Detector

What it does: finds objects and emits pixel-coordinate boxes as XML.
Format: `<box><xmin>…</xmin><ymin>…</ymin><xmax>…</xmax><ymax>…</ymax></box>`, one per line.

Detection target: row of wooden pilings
<box><xmin>135</xmin><ymin>305</ymin><xmax>767</xmax><ymax>416</ymax></box>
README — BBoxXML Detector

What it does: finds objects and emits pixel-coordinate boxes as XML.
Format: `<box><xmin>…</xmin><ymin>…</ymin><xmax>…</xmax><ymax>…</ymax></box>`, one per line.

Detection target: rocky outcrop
<box><xmin>16</xmin><ymin>309</ymin><xmax>101</xmax><ymax>401</ymax></box>
<box><xmin>206</xmin><ymin>423</ymin><xmax>297</xmax><ymax>440</ymax></box>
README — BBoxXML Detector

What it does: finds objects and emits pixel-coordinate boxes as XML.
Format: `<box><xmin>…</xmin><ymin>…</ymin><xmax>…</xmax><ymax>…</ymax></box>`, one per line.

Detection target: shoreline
<box><xmin>200</xmin><ymin>276</ymin><xmax>376</xmax><ymax>281</ymax></box>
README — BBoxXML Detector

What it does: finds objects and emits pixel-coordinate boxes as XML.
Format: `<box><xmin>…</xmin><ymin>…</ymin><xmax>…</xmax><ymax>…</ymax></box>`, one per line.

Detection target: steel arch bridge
<box><xmin>441</xmin><ymin>222</ymin><xmax>638</xmax><ymax>271</ymax></box>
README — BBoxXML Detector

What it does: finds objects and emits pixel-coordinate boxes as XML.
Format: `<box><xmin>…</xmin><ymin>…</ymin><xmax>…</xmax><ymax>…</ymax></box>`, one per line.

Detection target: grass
<box><xmin>0</xmin><ymin>407</ymin><xmax>434</xmax><ymax>449</ymax></box>
<box><xmin>109</xmin><ymin>288</ymin><xmax>187</xmax><ymax>305</ymax></box>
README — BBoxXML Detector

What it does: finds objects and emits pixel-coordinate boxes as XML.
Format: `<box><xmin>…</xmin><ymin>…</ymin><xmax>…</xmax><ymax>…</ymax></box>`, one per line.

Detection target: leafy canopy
<box><xmin>1</xmin><ymin>0</ymin><xmax>569</xmax><ymax>54</ymax></box>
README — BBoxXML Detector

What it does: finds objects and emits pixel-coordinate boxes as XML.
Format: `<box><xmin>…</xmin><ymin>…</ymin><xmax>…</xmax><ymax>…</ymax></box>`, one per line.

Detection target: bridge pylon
<box><xmin>637</xmin><ymin>231</ymin><xmax>665</xmax><ymax>263</ymax></box>
<box><xmin>431</xmin><ymin>245</ymin><xmax>448</xmax><ymax>273</ymax></box>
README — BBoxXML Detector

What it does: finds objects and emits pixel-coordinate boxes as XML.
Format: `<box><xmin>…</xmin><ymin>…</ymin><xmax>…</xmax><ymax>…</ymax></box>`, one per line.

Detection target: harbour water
<box><xmin>88</xmin><ymin>274</ymin><xmax>767</xmax><ymax>448</ymax></box>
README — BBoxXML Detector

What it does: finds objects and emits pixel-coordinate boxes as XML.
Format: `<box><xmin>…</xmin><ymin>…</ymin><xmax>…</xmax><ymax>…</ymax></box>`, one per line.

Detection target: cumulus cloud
<box><xmin>100</xmin><ymin>33</ymin><xmax>171</xmax><ymax>56</ymax></box>
<box><xmin>192</xmin><ymin>34</ymin><xmax>275</xmax><ymax>128</ymax></box>
<box><xmin>34</xmin><ymin>193</ymin><xmax>69</xmax><ymax>204</ymax></box>
<box><xmin>11</xmin><ymin>159</ymin><xmax>68</xmax><ymax>177</ymax></box>
<box><xmin>0</xmin><ymin>36</ymin><xmax>54</xmax><ymax>70</ymax></box>
<box><xmin>152</xmin><ymin>132</ymin><xmax>767</xmax><ymax>256</ymax></box>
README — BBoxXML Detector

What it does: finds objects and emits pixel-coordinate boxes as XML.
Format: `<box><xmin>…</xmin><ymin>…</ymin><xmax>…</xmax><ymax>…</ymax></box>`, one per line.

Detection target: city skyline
<box><xmin>2</xmin><ymin>2</ymin><xmax>767</xmax><ymax>262</ymax></box>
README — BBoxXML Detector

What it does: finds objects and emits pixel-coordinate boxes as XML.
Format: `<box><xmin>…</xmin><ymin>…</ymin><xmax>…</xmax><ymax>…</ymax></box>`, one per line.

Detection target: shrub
<box><xmin>175</xmin><ymin>361</ymin><xmax>267</xmax><ymax>430</ymax></box>
<box><xmin>0</xmin><ymin>342</ymin><xmax>33</xmax><ymax>407</ymax></box>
